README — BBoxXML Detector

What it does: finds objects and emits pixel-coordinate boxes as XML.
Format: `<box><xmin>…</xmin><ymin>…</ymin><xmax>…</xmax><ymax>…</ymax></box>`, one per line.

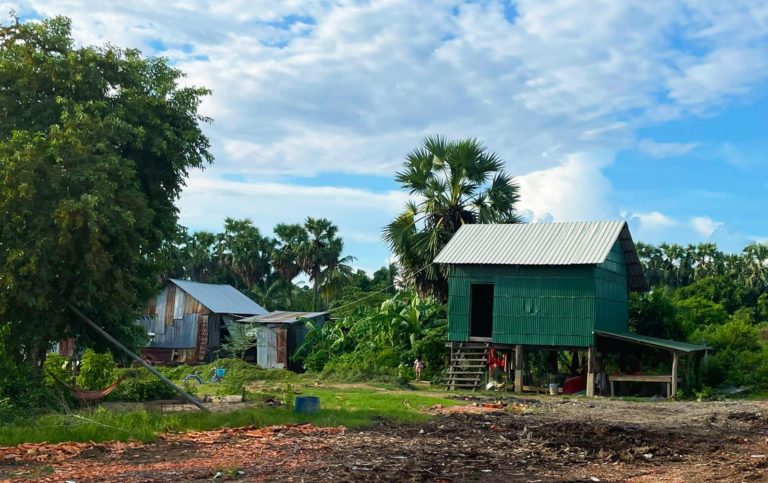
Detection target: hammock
<box><xmin>47</xmin><ymin>370</ymin><xmax>136</xmax><ymax>402</ymax></box>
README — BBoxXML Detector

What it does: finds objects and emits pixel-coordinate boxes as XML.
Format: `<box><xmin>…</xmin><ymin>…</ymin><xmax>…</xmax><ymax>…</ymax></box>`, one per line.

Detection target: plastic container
<box><xmin>294</xmin><ymin>395</ymin><xmax>321</xmax><ymax>414</ymax></box>
<box><xmin>549</xmin><ymin>383</ymin><xmax>559</xmax><ymax>395</ymax></box>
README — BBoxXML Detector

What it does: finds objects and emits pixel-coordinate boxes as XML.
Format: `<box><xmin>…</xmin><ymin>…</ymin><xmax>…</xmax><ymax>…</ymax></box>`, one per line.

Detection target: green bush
<box><xmin>108</xmin><ymin>371</ymin><xmax>178</xmax><ymax>402</ymax></box>
<box><xmin>302</xmin><ymin>291</ymin><xmax>449</xmax><ymax>382</ymax></box>
<box><xmin>44</xmin><ymin>353</ymin><xmax>72</xmax><ymax>387</ymax></box>
<box><xmin>77</xmin><ymin>349</ymin><xmax>117</xmax><ymax>390</ymax></box>
<box><xmin>692</xmin><ymin>315</ymin><xmax>768</xmax><ymax>388</ymax></box>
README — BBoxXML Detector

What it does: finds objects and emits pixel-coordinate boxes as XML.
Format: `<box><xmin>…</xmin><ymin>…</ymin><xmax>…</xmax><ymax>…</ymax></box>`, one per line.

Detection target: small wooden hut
<box><xmin>137</xmin><ymin>279</ymin><xmax>267</xmax><ymax>363</ymax></box>
<box><xmin>434</xmin><ymin>221</ymin><xmax>707</xmax><ymax>396</ymax></box>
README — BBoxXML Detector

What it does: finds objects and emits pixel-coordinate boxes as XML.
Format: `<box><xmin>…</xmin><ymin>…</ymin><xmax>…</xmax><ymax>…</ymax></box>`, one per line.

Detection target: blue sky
<box><xmin>8</xmin><ymin>0</ymin><xmax>768</xmax><ymax>273</ymax></box>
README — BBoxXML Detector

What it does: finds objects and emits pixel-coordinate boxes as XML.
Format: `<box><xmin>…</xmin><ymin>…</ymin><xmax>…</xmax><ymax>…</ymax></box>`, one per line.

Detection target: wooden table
<box><xmin>609</xmin><ymin>374</ymin><xmax>683</xmax><ymax>398</ymax></box>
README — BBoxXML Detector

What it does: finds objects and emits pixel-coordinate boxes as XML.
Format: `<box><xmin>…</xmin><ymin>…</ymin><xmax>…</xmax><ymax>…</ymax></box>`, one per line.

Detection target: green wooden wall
<box><xmin>594</xmin><ymin>241</ymin><xmax>629</xmax><ymax>333</ymax></box>
<box><xmin>447</xmin><ymin>241</ymin><xmax>630</xmax><ymax>347</ymax></box>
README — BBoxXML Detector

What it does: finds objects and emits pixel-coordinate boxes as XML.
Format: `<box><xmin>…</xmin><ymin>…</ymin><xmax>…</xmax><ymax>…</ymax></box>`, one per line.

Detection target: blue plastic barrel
<box><xmin>294</xmin><ymin>395</ymin><xmax>321</xmax><ymax>414</ymax></box>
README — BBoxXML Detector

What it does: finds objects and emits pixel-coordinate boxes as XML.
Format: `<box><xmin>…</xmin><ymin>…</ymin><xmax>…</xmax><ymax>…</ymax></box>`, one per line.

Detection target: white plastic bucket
<box><xmin>549</xmin><ymin>383</ymin><xmax>558</xmax><ymax>395</ymax></box>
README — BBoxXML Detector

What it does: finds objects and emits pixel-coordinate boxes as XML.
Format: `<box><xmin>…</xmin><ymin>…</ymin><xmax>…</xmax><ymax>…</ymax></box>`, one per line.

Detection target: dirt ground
<box><xmin>3</xmin><ymin>396</ymin><xmax>768</xmax><ymax>482</ymax></box>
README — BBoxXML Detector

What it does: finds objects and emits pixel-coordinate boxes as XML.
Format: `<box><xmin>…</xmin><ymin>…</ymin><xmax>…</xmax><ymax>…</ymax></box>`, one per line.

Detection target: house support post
<box><xmin>694</xmin><ymin>353</ymin><xmax>703</xmax><ymax>389</ymax></box>
<box><xmin>514</xmin><ymin>345</ymin><xmax>524</xmax><ymax>394</ymax></box>
<box><xmin>586</xmin><ymin>346</ymin><xmax>595</xmax><ymax>397</ymax></box>
<box><xmin>683</xmin><ymin>356</ymin><xmax>690</xmax><ymax>392</ymax></box>
<box><xmin>671</xmin><ymin>352</ymin><xmax>679</xmax><ymax>399</ymax></box>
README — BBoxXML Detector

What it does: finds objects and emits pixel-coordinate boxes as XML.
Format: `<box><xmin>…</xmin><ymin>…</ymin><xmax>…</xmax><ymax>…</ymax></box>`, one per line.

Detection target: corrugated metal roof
<box><xmin>169</xmin><ymin>279</ymin><xmax>267</xmax><ymax>315</ymax></box>
<box><xmin>434</xmin><ymin>221</ymin><xmax>649</xmax><ymax>291</ymax></box>
<box><xmin>434</xmin><ymin>221</ymin><xmax>627</xmax><ymax>265</ymax></box>
<box><xmin>240</xmin><ymin>311</ymin><xmax>328</xmax><ymax>324</ymax></box>
<box><xmin>595</xmin><ymin>330</ymin><xmax>708</xmax><ymax>354</ymax></box>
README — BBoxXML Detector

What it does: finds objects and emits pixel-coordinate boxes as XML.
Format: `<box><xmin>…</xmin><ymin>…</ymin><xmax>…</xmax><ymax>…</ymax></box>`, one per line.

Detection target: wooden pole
<box><xmin>514</xmin><ymin>345</ymin><xmax>524</xmax><ymax>394</ymax></box>
<box><xmin>695</xmin><ymin>353</ymin><xmax>703</xmax><ymax>389</ymax></box>
<box><xmin>671</xmin><ymin>352</ymin><xmax>678</xmax><ymax>399</ymax></box>
<box><xmin>69</xmin><ymin>304</ymin><xmax>209</xmax><ymax>412</ymax></box>
<box><xmin>586</xmin><ymin>346</ymin><xmax>595</xmax><ymax>397</ymax></box>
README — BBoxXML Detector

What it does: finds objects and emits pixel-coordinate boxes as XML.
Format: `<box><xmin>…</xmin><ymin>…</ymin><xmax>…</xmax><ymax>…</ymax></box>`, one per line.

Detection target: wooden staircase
<box><xmin>444</xmin><ymin>342</ymin><xmax>489</xmax><ymax>391</ymax></box>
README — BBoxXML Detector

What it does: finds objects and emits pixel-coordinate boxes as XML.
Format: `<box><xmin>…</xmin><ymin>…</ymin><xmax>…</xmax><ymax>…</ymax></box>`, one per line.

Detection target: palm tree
<box><xmin>185</xmin><ymin>231</ymin><xmax>218</xmax><ymax>281</ymax></box>
<box><xmin>743</xmin><ymin>242</ymin><xmax>768</xmax><ymax>291</ymax></box>
<box><xmin>217</xmin><ymin>218</ymin><xmax>273</xmax><ymax>290</ymax></box>
<box><xmin>271</xmin><ymin>223</ymin><xmax>308</xmax><ymax>283</ymax></box>
<box><xmin>320</xmin><ymin>237</ymin><xmax>357</xmax><ymax>306</ymax></box>
<box><xmin>299</xmin><ymin>217</ymin><xmax>354</xmax><ymax>310</ymax></box>
<box><xmin>250</xmin><ymin>275</ymin><xmax>295</xmax><ymax>311</ymax></box>
<box><xmin>383</xmin><ymin>136</ymin><xmax>521</xmax><ymax>300</ymax></box>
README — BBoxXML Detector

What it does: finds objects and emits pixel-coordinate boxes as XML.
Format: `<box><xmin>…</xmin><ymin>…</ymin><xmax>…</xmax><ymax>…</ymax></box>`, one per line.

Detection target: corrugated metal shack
<box><xmin>434</xmin><ymin>220</ymin><xmax>706</xmax><ymax>397</ymax></box>
<box><xmin>240</xmin><ymin>311</ymin><xmax>328</xmax><ymax>370</ymax></box>
<box><xmin>137</xmin><ymin>279</ymin><xmax>267</xmax><ymax>363</ymax></box>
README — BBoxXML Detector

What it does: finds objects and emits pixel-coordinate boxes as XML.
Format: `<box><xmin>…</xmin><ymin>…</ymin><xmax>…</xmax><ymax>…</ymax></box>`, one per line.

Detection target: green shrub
<box><xmin>108</xmin><ymin>371</ymin><xmax>178</xmax><ymax>402</ymax></box>
<box><xmin>77</xmin><ymin>349</ymin><xmax>117</xmax><ymax>390</ymax></box>
<box><xmin>302</xmin><ymin>291</ymin><xmax>449</xmax><ymax>382</ymax></box>
<box><xmin>692</xmin><ymin>315</ymin><xmax>768</xmax><ymax>388</ymax></box>
<box><xmin>44</xmin><ymin>353</ymin><xmax>72</xmax><ymax>387</ymax></box>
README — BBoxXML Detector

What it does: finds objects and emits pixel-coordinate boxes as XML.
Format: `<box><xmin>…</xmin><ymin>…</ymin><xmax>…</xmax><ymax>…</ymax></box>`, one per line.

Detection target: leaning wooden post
<box><xmin>514</xmin><ymin>345</ymin><xmax>524</xmax><ymax>394</ymax></box>
<box><xmin>69</xmin><ymin>304</ymin><xmax>209</xmax><ymax>412</ymax></box>
<box><xmin>670</xmin><ymin>352</ymin><xmax>679</xmax><ymax>399</ymax></box>
<box><xmin>586</xmin><ymin>346</ymin><xmax>595</xmax><ymax>397</ymax></box>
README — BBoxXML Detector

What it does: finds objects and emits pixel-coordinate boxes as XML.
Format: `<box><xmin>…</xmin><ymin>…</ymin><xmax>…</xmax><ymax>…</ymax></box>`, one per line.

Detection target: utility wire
<box><xmin>323</xmin><ymin>262</ymin><xmax>436</xmax><ymax>316</ymax></box>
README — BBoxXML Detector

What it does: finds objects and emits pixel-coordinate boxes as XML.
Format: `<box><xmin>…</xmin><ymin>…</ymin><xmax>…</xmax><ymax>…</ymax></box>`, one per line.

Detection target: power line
<box><xmin>325</xmin><ymin>262</ymin><xmax>436</xmax><ymax>315</ymax></box>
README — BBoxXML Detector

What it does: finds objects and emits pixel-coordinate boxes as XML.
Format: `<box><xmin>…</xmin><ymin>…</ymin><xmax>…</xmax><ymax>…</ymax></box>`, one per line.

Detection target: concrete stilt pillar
<box><xmin>586</xmin><ymin>346</ymin><xmax>595</xmax><ymax>397</ymax></box>
<box><xmin>514</xmin><ymin>345</ymin><xmax>524</xmax><ymax>394</ymax></box>
<box><xmin>671</xmin><ymin>352</ymin><xmax>679</xmax><ymax>399</ymax></box>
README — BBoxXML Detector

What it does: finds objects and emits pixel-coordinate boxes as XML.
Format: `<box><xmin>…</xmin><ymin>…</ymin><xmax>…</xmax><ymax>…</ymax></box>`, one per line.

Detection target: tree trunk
<box><xmin>312</xmin><ymin>278</ymin><xmax>319</xmax><ymax>311</ymax></box>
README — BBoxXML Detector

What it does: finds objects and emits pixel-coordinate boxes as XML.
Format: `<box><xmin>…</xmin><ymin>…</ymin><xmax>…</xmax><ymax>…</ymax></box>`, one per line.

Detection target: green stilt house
<box><xmin>434</xmin><ymin>220</ymin><xmax>707</xmax><ymax>397</ymax></box>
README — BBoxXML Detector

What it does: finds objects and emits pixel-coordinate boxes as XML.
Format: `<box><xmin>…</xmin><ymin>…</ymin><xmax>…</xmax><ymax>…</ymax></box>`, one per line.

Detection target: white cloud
<box><xmin>11</xmin><ymin>0</ymin><xmax>768</xmax><ymax>180</ymax></box>
<box><xmin>637</xmin><ymin>139</ymin><xmax>699</xmax><ymax>158</ymax></box>
<box><xmin>5</xmin><ymin>0</ymin><xmax>768</xmax><ymax>259</ymax></box>
<box><xmin>689</xmin><ymin>216</ymin><xmax>723</xmax><ymax>238</ymax></box>
<box><xmin>517</xmin><ymin>152</ymin><xmax>614</xmax><ymax>222</ymax></box>
<box><xmin>177</xmin><ymin>173</ymin><xmax>408</xmax><ymax>270</ymax></box>
<box><xmin>629</xmin><ymin>211</ymin><xmax>678</xmax><ymax>230</ymax></box>
<box><xmin>623</xmin><ymin>211</ymin><xmax>749</xmax><ymax>251</ymax></box>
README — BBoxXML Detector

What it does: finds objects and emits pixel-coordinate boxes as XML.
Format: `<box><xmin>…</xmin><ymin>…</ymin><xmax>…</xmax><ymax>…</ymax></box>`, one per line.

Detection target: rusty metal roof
<box><xmin>240</xmin><ymin>311</ymin><xmax>328</xmax><ymax>324</ymax></box>
<box><xmin>169</xmin><ymin>279</ymin><xmax>267</xmax><ymax>315</ymax></box>
<box><xmin>434</xmin><ymin>221</ymin><xmax>649</xmax><ymax>291</ymax></box>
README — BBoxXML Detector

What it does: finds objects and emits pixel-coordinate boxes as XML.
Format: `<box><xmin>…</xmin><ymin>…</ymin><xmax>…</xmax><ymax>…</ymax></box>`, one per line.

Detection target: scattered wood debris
<box><xmin>2</xmin><ymin>399</ymin><xmax>768</xmax><ymax>481</ymax></box>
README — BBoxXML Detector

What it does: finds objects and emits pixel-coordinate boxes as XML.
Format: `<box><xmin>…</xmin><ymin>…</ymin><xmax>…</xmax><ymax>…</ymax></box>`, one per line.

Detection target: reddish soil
<box><xmin>2</xmin><ymin>397</ymin><xmax>768</xmax><ymax>482</ymax></box>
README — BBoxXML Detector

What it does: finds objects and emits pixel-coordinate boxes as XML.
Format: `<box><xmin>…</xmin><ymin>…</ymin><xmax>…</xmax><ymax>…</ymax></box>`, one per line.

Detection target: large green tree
<box><xmin>0</xmin><ymin>17</ymin><xmax>212</xmax><ymax>364</ymax></box>
<box><xmin>384</xmin><ymin>136</ymin><xmax>521</xmax><ymax>300</ymax></box>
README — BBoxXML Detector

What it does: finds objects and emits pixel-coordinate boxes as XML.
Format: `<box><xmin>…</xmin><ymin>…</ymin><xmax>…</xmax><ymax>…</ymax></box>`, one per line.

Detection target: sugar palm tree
<box><xmin>743</xmin><ymin>242</ymin><xmax>768</xmax><ymax>291</ymax></box>
<box><xmin>271</xmin><ymin>223</ymin><xmax>308</xmax><ymax>283</ymax></box>
<box><xmin>300</xmin><ymin>217</ymin><xmax>354</xmax><ymax>310</ymax></box>
<box><xmin>217</xmin><ymin>218</ymin><xmax>273</xmax><ymax>290</ymax></box>
<box><xmin>383</xmin><ymin>136</ymin><xmax>521</xmax><ymax>300</ymax></box>
<box><xmin>185</xmin><ymin>230</ymin><xmax>218</xmax><ymax>282</ymax></box>
<box><xmin>320</xmin><ymin>237</ymin><xmax>357</xmax><ymax>306</ymax></box>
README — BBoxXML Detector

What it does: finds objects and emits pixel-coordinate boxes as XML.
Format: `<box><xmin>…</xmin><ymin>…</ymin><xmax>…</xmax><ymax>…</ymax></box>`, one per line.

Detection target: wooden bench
<box><xmin>609</xmin><ymin>374</ymin><xmax>683</xmax><ymax>398</ymax></box>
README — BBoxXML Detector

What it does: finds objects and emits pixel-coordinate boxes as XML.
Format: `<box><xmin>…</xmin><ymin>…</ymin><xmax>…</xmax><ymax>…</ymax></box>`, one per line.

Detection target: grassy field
<box><xmin>0</xmin><ymin>381</ymin><xmax>462</xmax><ymax>446</ymax></box>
